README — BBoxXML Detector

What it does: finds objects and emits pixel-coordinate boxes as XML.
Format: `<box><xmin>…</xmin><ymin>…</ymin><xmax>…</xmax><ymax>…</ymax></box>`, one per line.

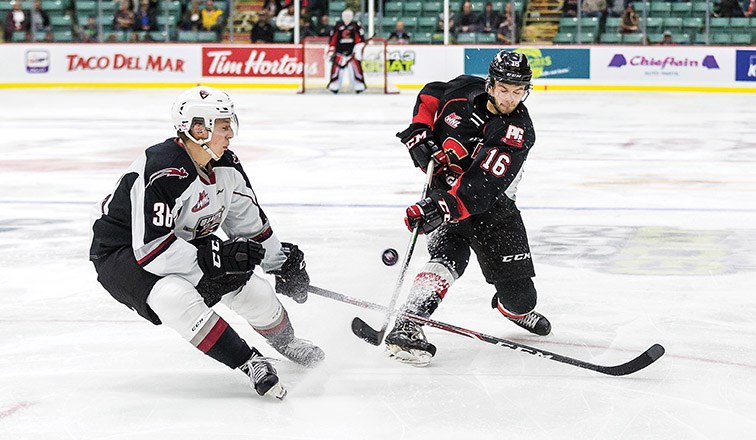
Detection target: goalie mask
<box><xmin>485</xmin><ymin>50</ymin><xmax>533</xmax><ymax>102</ymax></box>
<box><xmin>341</xmin><ymin>8</ymin><xmax>353</xmax><ymax>24</ymax></box>
<box><xmin>171</xmin><ymin>86</ymin><xmax>239</xmax><ymax>160</ymax></box>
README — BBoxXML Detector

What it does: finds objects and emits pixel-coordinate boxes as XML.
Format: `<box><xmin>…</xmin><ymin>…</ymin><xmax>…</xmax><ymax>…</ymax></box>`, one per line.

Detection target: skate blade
<box><xmin>264</xmin><ymin>382</ymin><xmax>288</xmax><ymax>400</ymax></box>
<box><xmin>385</xmin><ymin>344</ymin><xmax>432</xmax><ymax>367</ymax></box>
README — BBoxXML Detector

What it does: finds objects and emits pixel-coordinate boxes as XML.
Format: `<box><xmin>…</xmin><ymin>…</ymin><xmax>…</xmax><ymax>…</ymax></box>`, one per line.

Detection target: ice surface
<box><xmin>0</xmin><ymin>88</ymin><xmax>754</xmax><ymax>439</ymax></box>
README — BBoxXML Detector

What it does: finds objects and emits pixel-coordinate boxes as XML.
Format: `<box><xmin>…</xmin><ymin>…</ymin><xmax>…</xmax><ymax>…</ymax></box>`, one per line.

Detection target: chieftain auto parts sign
<box><xmin>591</xmin><ymin>47</ymin><xmax>734</xmax><ymax>82</ymax></box>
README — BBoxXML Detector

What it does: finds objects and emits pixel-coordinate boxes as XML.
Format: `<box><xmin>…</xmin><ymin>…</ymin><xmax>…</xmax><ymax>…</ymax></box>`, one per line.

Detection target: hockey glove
<box><xmin>405</xmin><ymin>197</ymin><xmax>450</xmax><ymax>234</ymax></box>
<box><xmin>397</xmin><ymin>123</ymin><xmax>449</xmax><ymax>174</ymax></box>
<box><xmin>196</xmin><ymin>236</ymin><xmax>266</xmax><ymax>279</ymax></box>
<box><xmin>270</xmin><ymin>242</ymin><xmax>309</xmax><ymax>304</ymax></box>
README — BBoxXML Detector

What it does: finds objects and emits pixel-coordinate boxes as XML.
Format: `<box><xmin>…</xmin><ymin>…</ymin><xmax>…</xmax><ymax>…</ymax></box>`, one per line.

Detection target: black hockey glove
<box><xmin>397</xmin><ymin>123</ymin><xmax>449</xmax><ymax>173</ymax></box>
<box><xmin>405</xmin><ymin>197</ymin><xmax>451</xmax><ymax>234</ymax></box>
<box><xmin>196</xmin><ymin>236</ymin><xmax>266</xmax><ymax>279</ymax></box>
<box><xmin>270</xmin><ymin>242</ymin><xmax>309</xmax><ymax>304</ymax></box>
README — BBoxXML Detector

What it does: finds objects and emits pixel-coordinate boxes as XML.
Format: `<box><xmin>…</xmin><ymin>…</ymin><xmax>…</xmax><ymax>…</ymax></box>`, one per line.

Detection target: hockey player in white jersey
<box><xmin>89</xmin><ymin>86</ymin><xmax>324</xmax><ymax>400</ymax></box>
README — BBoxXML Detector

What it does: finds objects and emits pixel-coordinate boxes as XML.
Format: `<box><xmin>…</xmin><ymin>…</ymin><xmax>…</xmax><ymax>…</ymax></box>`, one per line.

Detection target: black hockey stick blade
<box><xmin>595</xmin><ymin>343</ymin><xmax>665</xmax><ymax>376</ymax></box>
<box><xmin>351</xmin><ymin>317</ymin><xmax>386</xmax><ymax>346</ymax></box>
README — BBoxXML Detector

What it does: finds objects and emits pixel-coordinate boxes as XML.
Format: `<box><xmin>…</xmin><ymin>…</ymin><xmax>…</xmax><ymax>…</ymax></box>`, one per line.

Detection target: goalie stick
<box><xmin>310</xmin><ymin>285</ymin><xmax>665</xmax><ymax>376</ymax></box>
<box><xmin>351</xmin><ymin>161</ymin><xmax>436</xmax><ymax>346</ymax></box>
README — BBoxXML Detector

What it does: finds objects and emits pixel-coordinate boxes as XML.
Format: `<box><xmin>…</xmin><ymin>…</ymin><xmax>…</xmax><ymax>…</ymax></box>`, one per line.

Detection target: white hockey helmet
<box><xmin>171</xmin><ymin>86</ymin><xmax>239</xmax><ymax>139</ymax></box>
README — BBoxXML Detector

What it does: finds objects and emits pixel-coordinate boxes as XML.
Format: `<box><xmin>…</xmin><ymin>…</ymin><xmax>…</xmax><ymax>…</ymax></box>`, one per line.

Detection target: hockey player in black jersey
<box><xmin>89</xmin><ymin>86</ymin><xmax>324</xmax><ymax>399</ymax></box>
<box><xmin>385</xmin><ymin>50</ymin><xmax>551</xmax><ymax>366</ymax></box>
<box><xmin>326</xmin><ymin>8</ymin><xmax>366</xmax><ymax>94</ymax></box>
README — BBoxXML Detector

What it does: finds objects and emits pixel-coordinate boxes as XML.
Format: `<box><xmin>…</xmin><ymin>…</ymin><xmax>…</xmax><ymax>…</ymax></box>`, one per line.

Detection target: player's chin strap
<box><xmin>184</xmin><ymin>130</ymin><xmax>222</xmax><ymax>161</ymax></box>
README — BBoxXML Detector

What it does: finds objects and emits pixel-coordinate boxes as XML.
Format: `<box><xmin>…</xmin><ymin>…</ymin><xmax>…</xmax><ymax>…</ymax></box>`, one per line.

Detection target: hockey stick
<box><xmin>351</xmin><ymin>161</ymin><xmax>436</xmax><ymax>346</ymax></box>
<box><xmin>310</xmin><ymin>285</ymin><xmax>665</xmax><ymax>376</ymax></box>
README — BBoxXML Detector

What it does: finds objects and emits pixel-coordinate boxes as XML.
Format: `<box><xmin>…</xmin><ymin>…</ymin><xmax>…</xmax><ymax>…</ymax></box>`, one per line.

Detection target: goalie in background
<box><xmin>326</xmin><ymin>8</ymin><xmax>366</xmax><ymax>94</ymax></box>
<box><xmin>89</xmin><ymin>86</ymin><xmax>324</xmax><ymax>400</ymax></box>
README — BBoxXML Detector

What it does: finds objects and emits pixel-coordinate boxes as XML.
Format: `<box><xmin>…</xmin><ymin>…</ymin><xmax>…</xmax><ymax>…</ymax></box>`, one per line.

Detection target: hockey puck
<box><xmin>381</xmin><ymin>248</ymin><xmax>399</xmax><ymax>266</ymax></box>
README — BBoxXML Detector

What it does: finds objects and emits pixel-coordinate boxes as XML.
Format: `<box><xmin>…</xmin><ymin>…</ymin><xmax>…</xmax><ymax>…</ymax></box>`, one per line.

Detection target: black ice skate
<box><xmin>385</xmin><ymin>320</ymin><xmax>437</xmax><ymax>367</ymax></box>
<box><xmin>507</xmin><ymin>311</ymin><xmax>551</xmax><ymax>336</ymax></box>
<box><xmin>268</xmin><ymin>338</ymin><xmax>325</xmax><ymax>368</ymax></box>
<box><xmin>492</xmin><ymin>297</ymin><xmax>551</xmax><ymax>336</ymax></box>
<box><xmin>239</xmin><ymin>352</ymin><xmax>287</xmax><ymax>400</ymax></box>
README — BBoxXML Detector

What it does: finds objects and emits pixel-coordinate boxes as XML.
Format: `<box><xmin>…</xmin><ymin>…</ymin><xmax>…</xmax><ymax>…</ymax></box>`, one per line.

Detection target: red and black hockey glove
<box><xmin>405</xmin><ymin>197</ymin><xmax>449</xmax><ymax>234</ymax></box>
<box><xmin>397</xmin><ymin>123</ymin><xmax>449</xmax><ymax>174</ymax></box>
<box><xmin>269</xmin><ymin>242</ymin><xmax>309</xmax><ymax>304</ymax></box>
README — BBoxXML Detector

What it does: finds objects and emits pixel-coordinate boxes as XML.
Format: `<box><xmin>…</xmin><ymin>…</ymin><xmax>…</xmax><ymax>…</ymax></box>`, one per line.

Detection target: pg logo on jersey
<box><xmin>502</xmin><ymin>125</ymin><xmax>524</xmax><ymax>148</ymax></box>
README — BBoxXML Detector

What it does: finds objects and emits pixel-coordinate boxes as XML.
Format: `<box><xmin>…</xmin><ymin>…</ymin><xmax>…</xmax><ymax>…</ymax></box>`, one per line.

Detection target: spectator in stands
<box><xmin>263</xmin><ymin>0</ymin><xmax>284</xmax><ymax>17</ymax></box>
<box><xmin>388</xmin><ymin>19</ymin><xmax>411</xmax><ymax>44</ymax></box>
<box><xmin>180</xmin><ymin>0</ymin><xmax>202</xmax><ymax>31</ymax></box>
<box><xmin>715</xmin><ymin>0</ymin><xmax>746</xmax><ymax>16</ymax></box>
<box><xmin>4</xmin><ymin>0</ymin><xmax>29</xmax><ymax>42</ymax></box>
<box><xmin>30</xmin><ymin>0</ymin><xmax>51</xmax><ymax>40</ymax></box>
<box><xmin>582</xmin><ymin>0</ymin><xmax>607</xmax><ymax>18</ymax></box>
<box><xmin>496</xmin><ymin>2</ymin><xmax>516</xmax><ymax>44</ymax></box>
<box><xmin>455</xmin><ymin>1</ymin><xmax>480</xmax><ymax>34</ymax></box>
<box><xmin>659</xmin><ymin>30</ymin><xmax>675</xmax><ymax>45</ymax></box>
<box><xmin>743</xmin><ymin>0</ymin><xmax>756</xmax><ymax>17</ymax></box>
<box><xmin>299</xmin><ymin>15</ymin><xmax>317</xmax><ymax>38</ymax></box>
<box><xmin>79</xmin><ymin>14</ymin><xmax>99</xmax><ymax>42</ymax></box>
<box><xmin>607</xmin><ymin>0</ymin><xmax>624</xmax><ymax>17</ymax></box>
<box><xmin>251</xmin><ymin>9</ymin><xmax>274</xmax><ymax>42</ymax></box>
<box><xmin>619</xmin><ymin>3</ymin><xmax>639</xmax><ymax>33</ymax></box>
<box><xmin>744</xmin><ymin>0</ymin><xmax>754</xmax><ymax>16</ymax></box>
<box><xmin>133</xmin><ymin>0</ymin><xmax>156</xmax><ymax>32</ymax></box>
<box><xmin>201</xmin><ymin>0</ymin><xmax>225</xmax><ymax>39</ymax></box>
<box><xmin>437</xmin><ymin>11</ymin><xmax>456</xmax><ymax>34</ymax></box>
<box><xmin>275</xmin><ymin>1</ymin><xmax>296</xmax><ymax>32</ymax></box>
<box><xmin>477</xmin><ymin>1</ymin><xmax>501</xmax><ymax>33</ymax></box>
<box><xmin>562</xmin><ymin>0</ymin><xmax>578</xmax><ymax>17</ymax></box>
<box><xmin>314</xmin><ymin>14</ymin><xmax>331</xmax><ymax>36</ymax></box>
<box><xmin>113</xmin><ymin>0</ymin><xmax>135</xmax><ymax>32</ymax></box>
<box><xmin>307</xmin><ymin>0</ymin><xmax>327</xmax><ymax>19</ymax></box>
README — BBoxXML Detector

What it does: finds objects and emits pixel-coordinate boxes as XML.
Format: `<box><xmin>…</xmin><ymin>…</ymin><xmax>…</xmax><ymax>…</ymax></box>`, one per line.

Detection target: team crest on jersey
<box><xmin>185</xmin><ymin>206</ymin><xmax>225</xmax><ymax>237</ymax></box>
<box><xmin>146</xmin><ymin>167</ymin><xmax>189</xmax><ymax>188</ymax></box>
<box><xmin>444</xmin><ymin>113</ymin><xmax>462</xmax><ymax>129</ymax></box>
<box><xmin>502</xmin><ymin>125</ymin><xmax>525</xmax><ymax>148</ymax></box>
<box><xmin>191</xmin><ymin>190</ymin><xmax>210</xmax><ymax>213</ymax></box>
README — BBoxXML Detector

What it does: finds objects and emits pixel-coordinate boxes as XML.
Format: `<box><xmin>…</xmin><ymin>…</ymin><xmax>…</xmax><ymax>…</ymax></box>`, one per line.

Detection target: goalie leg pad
<box><xmin>349</xmin><ymin>57</ymin><xmax>366</xmax><ymax>91</ymax></box>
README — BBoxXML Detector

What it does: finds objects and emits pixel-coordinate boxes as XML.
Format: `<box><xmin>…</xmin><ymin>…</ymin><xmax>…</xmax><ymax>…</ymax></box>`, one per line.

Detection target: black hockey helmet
<box><xmin>485</xmin><ymin>50</ymin><xmax>532</xmax><ymax>89</ymax></box>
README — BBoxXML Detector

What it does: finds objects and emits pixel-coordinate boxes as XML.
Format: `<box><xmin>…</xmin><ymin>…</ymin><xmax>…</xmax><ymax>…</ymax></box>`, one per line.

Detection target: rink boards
<box><xmin>0</xmin><ymin>43</ymin><xmax>755</xmax><ymax>92</ymax></box>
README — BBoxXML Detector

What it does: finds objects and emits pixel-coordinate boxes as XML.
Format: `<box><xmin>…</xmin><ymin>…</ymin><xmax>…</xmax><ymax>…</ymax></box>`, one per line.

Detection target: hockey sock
<box><xmin>403</xmin><ymin>261</ymin><xmax>457</xmax><ymax>317</ymax></box>
<box><xmin>253</xmin><ymin>309</ymin><xmax>295</xmax><ymax>348</ymax></box>
<box><xmin>189</xmin><ymin>312</ymin><xmax>253</xmax><ymax>369</ymax></box>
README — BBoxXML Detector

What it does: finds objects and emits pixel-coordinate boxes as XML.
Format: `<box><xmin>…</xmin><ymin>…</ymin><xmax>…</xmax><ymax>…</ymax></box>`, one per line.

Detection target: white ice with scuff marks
<box><xmin>0</xmin><ymin>89</ymin><xmax>754</xmax><ymax>439</ymax></box>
